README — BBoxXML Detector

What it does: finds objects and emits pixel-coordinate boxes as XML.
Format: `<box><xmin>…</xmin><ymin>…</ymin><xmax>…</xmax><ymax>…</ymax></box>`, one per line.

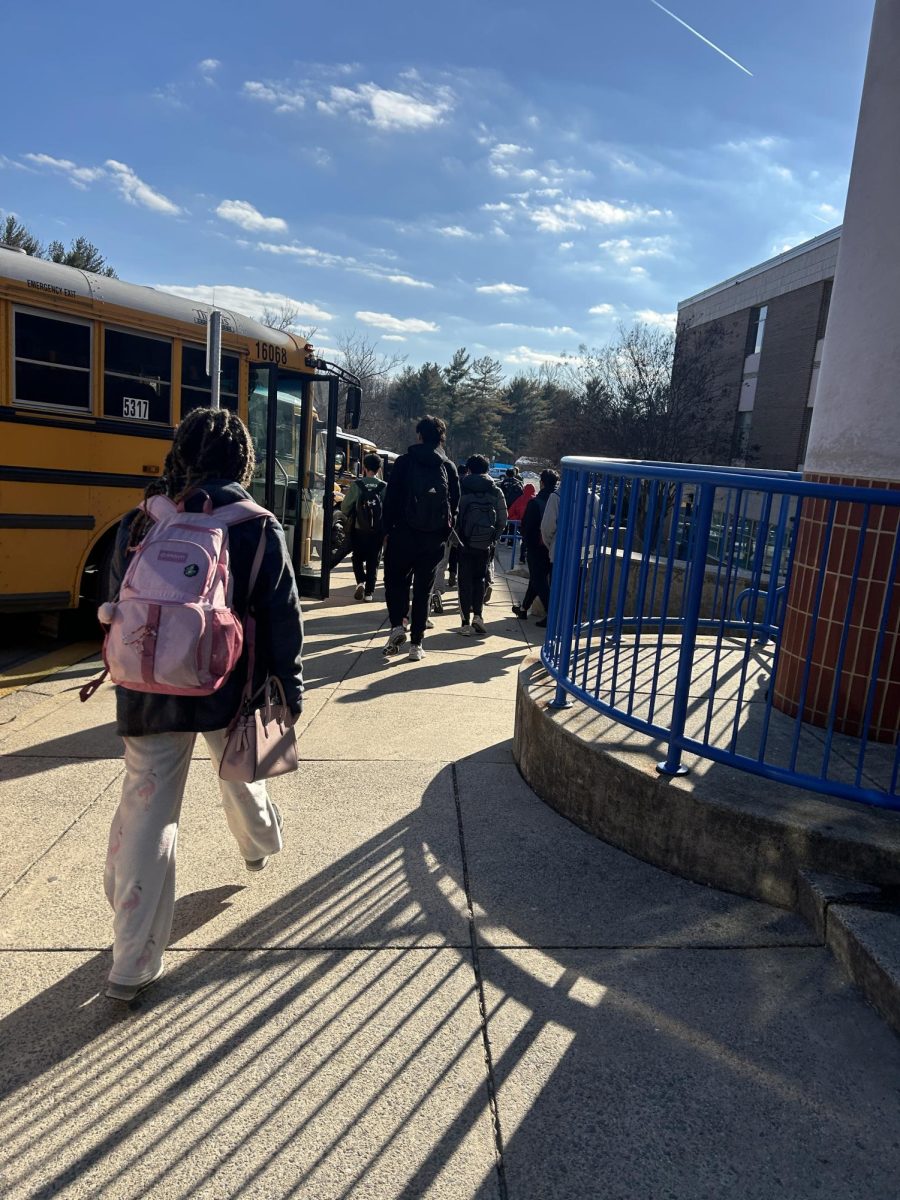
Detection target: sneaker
<box><xmin>483</xmin><ymin>585</ymin><xmax>493</xmax><ymax>604</ymax></box>
<box><xmin>408</xmin><ymin>643</ymin><xmax>425</xmax><ymax>661</ymax></box>
<box><xmin>447</xmin><ymin>574</ymin><xmax>457</xmax><ymax>589</ymax></box>
<box><xmin>105</xmin><ymin>962</ymin><xmax>165</xmax><ymax>1003</ymax></box>
<box><xmin>354</xmin><ymin>584</ymin><xmax>365</xmax><ymax>601</ymax></box>
<box><xmin>425</xmin><ymin>618</ymin><xmax>435</xmax><ymax>629</ymax></box>
<box><xmin>382</xmin><ymin>625</ymin><xmax>408</xmax><ymax>656</ymax></box>
<box><xmin>363</xmin><ymin>593</ymin><xmax>374</xmax><ymax>602</ymax></box>
<box><xmin>472</xmin><ymin>615</ymin><xmax>487</xmax><ymax>635</ymax></box>
<box><xmin>512</xmin><ymin>605</ymin><xmax>529</xmax><ymax>619</ymax></box>
<box><xmin>456</xmin><ymin>623</ymin><xmax>476</xmax><ymax>637</ymax></box>
<box><xmin>535</xmin><ymin>618</ymin><xmax>547</xmax><ymax>628</ymax></box>
<box><xmin>245</xmin><ymin>803</ymin><xmax>283</xmax><ymax>873</ymax></box>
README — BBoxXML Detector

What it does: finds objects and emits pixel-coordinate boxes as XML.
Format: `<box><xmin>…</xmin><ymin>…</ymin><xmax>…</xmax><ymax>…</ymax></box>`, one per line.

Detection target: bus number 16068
<box><xmin>254</xmin><ymin>341</ymin><xmax>288</xmax><ymax>365</ymax></box>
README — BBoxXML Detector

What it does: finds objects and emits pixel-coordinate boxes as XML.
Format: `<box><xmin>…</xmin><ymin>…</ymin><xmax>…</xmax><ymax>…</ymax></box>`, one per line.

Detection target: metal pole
<box><xmin>206</xmin><ymin>310</ymin><xmax>223</xmax><ymax>410</ymax></box>
<box><xmin>657</xmin><ymin>482</ymin><xmax>714</xmax><ymax>776</ymax></box>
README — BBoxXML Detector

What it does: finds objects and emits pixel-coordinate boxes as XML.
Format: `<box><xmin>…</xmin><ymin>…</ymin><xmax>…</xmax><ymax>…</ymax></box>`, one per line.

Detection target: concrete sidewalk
<box><xmin>2</xmin><ymin>564</ymin><xmax>900</xmax><ymax>1199</ymax></box>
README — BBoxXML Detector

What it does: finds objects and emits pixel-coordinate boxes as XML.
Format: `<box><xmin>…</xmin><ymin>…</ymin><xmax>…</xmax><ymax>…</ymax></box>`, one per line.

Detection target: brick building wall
<box><xmin>676</xmin><ymin>229</ymin><xmax>840</xmax><ymax>471</ymax></box>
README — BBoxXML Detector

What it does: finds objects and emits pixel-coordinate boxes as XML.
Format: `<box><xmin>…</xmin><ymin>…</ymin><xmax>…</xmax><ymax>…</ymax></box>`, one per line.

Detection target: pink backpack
<box><xmin>83</xmin><ymin>492</ymin><xmax>271</xmax><ymax>698</ymax></box>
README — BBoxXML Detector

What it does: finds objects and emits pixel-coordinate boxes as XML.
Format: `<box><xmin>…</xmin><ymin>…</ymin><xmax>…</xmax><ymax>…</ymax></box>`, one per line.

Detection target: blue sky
<box><xmin>0</xmin><ymin>0</ymin><xmax>874</xmax><ymax>369</ymax></box>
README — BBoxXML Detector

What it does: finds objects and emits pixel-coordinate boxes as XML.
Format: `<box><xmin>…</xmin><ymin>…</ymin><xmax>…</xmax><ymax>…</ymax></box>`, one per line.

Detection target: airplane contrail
<box><xmin>649</xmin><ymin>0</ymin><xmax>754</xmax><ymax>77</ymax></box>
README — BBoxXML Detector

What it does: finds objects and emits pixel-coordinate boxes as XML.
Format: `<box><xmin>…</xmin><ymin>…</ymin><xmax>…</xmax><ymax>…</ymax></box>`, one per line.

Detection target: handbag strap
<box><xmin>236</xmin><ymin>518</ymin><xmax>270</xmax><ymax>717</ymax></box>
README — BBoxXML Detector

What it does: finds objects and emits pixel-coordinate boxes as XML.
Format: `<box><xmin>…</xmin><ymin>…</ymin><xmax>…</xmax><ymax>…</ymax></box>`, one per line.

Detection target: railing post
<box><xmin>547</xmin><ymin>468</ymin><xmax>588</xmax><ymax>710</ymax></box>
<box><xmin>657</xmin><ymin>481</ymin><xmax>714</xmax><ymax>776</ymax></box>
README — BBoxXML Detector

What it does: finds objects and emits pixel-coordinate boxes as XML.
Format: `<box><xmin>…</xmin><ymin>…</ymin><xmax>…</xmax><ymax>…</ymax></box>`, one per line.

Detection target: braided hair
<box><xmin>127</xmin><ymin>409</ymin><xmax>256</xmax><ymax>549</ymax></box>
<box><xmin>169</xmin><ymin>407</ymin><xmax>256</xmax><ymax>497</ymax></box>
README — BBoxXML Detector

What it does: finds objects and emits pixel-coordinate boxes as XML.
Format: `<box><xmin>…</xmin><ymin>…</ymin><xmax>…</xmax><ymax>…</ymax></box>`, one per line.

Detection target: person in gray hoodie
<box><xmin>454</xmin><ymin>454</ymin><xmax>508</xmax><ymax>636</ymax></box>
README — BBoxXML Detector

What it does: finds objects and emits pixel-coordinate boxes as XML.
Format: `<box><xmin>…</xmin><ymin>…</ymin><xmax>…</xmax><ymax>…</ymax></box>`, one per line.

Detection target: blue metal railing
<box><xmin>540</xmin><ymin>456</ymin><xmax>900</xmax><ymax>810</ymax></box>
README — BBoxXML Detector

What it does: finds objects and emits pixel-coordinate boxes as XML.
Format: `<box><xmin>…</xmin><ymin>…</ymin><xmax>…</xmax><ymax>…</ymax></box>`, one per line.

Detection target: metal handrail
<box><xmin>539</xmin><ymin>457</ymin><xmax>900</xmax><ymax>810</ymax></box>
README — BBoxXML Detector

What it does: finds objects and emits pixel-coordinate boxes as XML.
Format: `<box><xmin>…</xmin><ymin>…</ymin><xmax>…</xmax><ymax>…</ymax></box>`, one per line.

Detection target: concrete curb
<box><xmin>514</xmin><ymin>656</ymin><xmax>900</xmax><ymax>1035</ymax></box>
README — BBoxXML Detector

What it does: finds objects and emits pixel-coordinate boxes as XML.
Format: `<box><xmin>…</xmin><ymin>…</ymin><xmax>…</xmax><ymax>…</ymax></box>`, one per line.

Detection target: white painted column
<box><xmin>804</xmin><ymin>0</ymin><xmax>900</xmax><ymax>483</ymax></box>
<box><xmin>774</xmin><ymin>0</ymin><xmax>900</xmax><ymax>740</ymax></box>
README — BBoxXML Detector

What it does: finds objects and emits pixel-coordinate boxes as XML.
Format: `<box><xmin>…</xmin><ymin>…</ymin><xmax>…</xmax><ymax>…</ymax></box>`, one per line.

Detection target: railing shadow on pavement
<box><xmin>3</xmin><ymin>745</ymin><xmax>900</xmax><ymax>1198</ymax></box>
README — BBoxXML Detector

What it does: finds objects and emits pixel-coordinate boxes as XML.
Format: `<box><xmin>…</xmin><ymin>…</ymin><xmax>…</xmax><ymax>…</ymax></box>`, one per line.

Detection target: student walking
<box><xmin>381</xmin><ymin>415</ymin><xmax>460</xmax><ymax>661</ymax></box>
<box><xmin>341</xmin><ymin>452</ymin><xmax>387</xmax><ymax>602</ymax></box>
<box><xmin>513</xmin><ymin>469</ymin><xmax>559</xmax><ymax>627</ymax></box>
<box><xmin>455</xmin><ymin>455</ymin><xmax>508</xmax><ymax>637</ymax></box>
<box><xmin>97</xmin><ymin>409</ymin><xmax>303</xmax><ymax>1002</ymax></box>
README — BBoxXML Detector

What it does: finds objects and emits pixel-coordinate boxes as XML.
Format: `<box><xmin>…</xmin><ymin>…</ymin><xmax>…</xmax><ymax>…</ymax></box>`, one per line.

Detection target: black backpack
<box><xmin>461</xmin><ymin>495</ymin><xmax>496</xmax><ymax>550</ymax></box>
<box><xmin>404</xmin><ymin>457</ymin><xmax>451</xmax><ymax>533</ymax></box>
<box><xmin>355</xmin><ymin>479</ymin><xmax>384</xmax><ymax>535</ymax></box>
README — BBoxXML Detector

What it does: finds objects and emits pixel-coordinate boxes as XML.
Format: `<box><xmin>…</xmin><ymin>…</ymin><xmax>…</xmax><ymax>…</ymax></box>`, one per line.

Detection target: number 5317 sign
<box><xmin>123</xmin><ymin>397</ymin><xmax>150</xmax><ymax>419</ymax></box>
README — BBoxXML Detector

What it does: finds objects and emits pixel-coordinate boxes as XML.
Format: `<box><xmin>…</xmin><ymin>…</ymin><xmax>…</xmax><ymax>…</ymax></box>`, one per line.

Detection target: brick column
<box><xmin>774</xmin><ymin>0</ymin><xmax>900</xmax><ymax>741</ymax></box>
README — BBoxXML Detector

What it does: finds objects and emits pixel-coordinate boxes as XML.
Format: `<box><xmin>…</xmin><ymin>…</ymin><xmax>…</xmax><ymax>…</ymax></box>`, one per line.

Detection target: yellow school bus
<box><xmin>0</xmin><ymin>246</ymin><xmax>360</xmax><ymax>608</ymax></box>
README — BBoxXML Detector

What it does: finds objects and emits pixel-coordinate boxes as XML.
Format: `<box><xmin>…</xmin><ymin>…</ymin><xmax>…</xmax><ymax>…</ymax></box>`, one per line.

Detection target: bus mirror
<box><xmin>345</xmin><ymin>385</ymin><xmax>362</xmax><ymax>431</ymax></box>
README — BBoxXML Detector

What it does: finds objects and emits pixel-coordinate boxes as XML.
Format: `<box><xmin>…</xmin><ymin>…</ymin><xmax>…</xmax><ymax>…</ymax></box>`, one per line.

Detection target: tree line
<box><xmin>1</xmin><ymin>215</ymin><xmax>117</xmax><ymax>276</ymax></box>
<box><xmin>340</xmin><ymin>321</ymin><xmax>733</xmax><ymax>468</ymax></box>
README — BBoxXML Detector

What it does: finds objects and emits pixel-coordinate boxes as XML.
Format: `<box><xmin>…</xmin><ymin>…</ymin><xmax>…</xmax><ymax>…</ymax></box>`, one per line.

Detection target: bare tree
<box><xmin>261</xmin><ymin>300</ymin><xmax>314</xmax><ymax>338</ymax></box>
<box><xmin>336</xmin><ymin>330</ymin><xmax>407</xmax><ymax>448</ymax></box>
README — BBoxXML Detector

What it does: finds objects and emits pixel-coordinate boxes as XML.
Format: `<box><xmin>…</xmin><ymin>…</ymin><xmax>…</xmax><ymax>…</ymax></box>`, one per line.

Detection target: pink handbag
<box><xmin>219</xmin><ymin>675</ymin><xmax>298</xmax><ymax>784</ymax></box>
<box><xmin>219</xmin><ymin>526</ymin><xmax>299</xmax><ymax>784</ymax></box>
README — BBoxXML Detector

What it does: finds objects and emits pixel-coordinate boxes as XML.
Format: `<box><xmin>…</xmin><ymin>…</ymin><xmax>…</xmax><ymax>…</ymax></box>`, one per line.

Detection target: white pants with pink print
<box><xmin>104</xmin><ymin>728</ymin><xmax>283</xmax><ymax>988</ymax></box>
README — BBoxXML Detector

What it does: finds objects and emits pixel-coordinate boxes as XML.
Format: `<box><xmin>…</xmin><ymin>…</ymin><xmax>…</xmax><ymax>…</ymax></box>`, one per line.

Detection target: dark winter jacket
<box><xmin>456</xmin><ymin>473</ymin><xmax>508</xmax><ymax>548</ymax></box>
<box><xmin>382</xmin><ymin>443</ymin><xmax>461</xmax><ymax>537</ymax></box>
<box><xmin>109</xmin><ymin>480</ymin><xmax>304</xmax><ymax>736</ymax></box>
<box><xmin>500</xmin><ymin>476</ymin><xmax>524</xmax><ymax>508</ymax></box>
<box><xmin>521</xmin><ymin>486</ymin><xmax>556</xmax><ymax>551</ymax></box>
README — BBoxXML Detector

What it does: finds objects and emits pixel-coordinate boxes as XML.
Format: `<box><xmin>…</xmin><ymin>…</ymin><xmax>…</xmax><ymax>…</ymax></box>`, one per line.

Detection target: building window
<box><xmin>14</xmin><ymin>309</ymin><xmax>92</xmax><ymax>411</ymax></box>
<box><xmin>181</xmin><ymin>345</ymin><xmax>239</xmax><ymax>414</ymax></box>
<box><xmin>104</xmin><ymin>329</ymin><xmax>172</xmax><ymax>423</ymax></box>
<box><xmin>748</xmin><ymin>304</ymin><xmax>768</xmax><ymax>356</ymax></box>
<box><xmin>732</xmin><ymin>410</ymin><xmax>753</xmax><ymax>461</ymax></box>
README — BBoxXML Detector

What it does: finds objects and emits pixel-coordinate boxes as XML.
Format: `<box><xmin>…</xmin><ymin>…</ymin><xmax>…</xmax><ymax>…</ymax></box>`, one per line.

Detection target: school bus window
<box><xmin>104</xmin><ymin>328</ymin><xmax>171</xmax><ymax>423</ymax></box>
<box><xmin>181</xmin><ymin>344</ymin><xmax>239</xmax><ymax>414</ymax></box>
<box><xmin>14</xmin><ymin>309</ymin><xmax>91</xmax><ymax>411</ymax></box>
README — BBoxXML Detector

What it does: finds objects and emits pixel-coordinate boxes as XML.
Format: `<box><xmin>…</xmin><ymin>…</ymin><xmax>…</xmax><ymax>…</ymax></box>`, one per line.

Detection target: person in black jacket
<box><xmin>101</xmin><ymin>408</ymin><xmax>303</xmax><ymax>1001</ymax></box>
<box><xmin>381</xmin><ymin>415</ymin><xmax>460</xmax><ymax>661</ymax></box>
<box><xmin>512</xmin><ymin>469</ymin><xmax>559</xmax><ymax>626</ymax></box>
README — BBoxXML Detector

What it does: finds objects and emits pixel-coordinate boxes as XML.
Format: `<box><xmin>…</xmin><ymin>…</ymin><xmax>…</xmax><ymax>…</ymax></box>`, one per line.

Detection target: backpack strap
<box><xmin>229</xmin><ymin>517</ymin><xmax>270</xmax><ymax>725</ymax></box>
<box><xmin>214</xmin><ymin>500</ymin><xmax>273</xmax><ymax>526</ymax></box>
<box><xmin>143</xmin><ymin>495</ymin><xmax>177</xmax><ymax>522</ymax></box>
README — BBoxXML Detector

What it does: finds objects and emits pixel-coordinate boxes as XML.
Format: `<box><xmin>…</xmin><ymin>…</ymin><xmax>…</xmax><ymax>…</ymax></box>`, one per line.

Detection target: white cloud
<box><xmin>559</xmin><ymin>241</ymin><xmax>574</xmax><ymax>250</ymax></box>
<box><xmin>105</xmin><ymin>160</ymin><xmax>181</xmax><ymax>215</ymax></box>
<box><xmin>589</xmin><ymin>303</ymin><xmax>615</xmax><ymax>316</ymax></box>
<box><xmin>598</xmin><ymin>236</ymin><xmax>673</xmax><ymax>265</ymax></box>
<box><xmin>635</xmin><ymin>308</ymin><xmax>677</xmax><ymax>330</ymax></box>
<box><xmin>476</xmin><ymin>282</ymin><xmax>528</xmax><ymax>296</ymax></box>
<box><xmin>216</xmin><ymin>199</ymin><xmax>287</xmax><ymax>233</ymax></box>
<box><xmin>156</xmin><ymin>284</ymin><xmax>333</xmax><ymax>323</ymax></box>
<box><xmin>493</xmin><ymin>323</ymin><xmax>576</xmax><ymax>336</ymax></box>
<box><xmin>505</xmin><ymin>345</ymin><xmax>569</xmax><ymax>366</ymax></box>
<box><xmin>355</xmin><ymin>311</ymin><xmax>438</xmax><ymax>334</ymax></box>
<box><xmin>318</xmin><ymin>82</ymin><xmax>452</xmax><ymax>131</ymax></box>
<box><xmin>482</xmin><ymin>201</ymin><xmax>512</xmax><ymax>213</ymax></box>
<box><xmin>529</xmin><ymin>198</ymin><xmax>664</xmax><ymax>234</ymax></box>
<box><xmin>23</xmin><ymin>153</ymin><xmax>105</xmax><ymax>189</ymax></box>
<box><xmin>198</xmin><ymin>58</ymin><xmax>221</xmax><ymax>75</ymax></box>
<box><xmin>386</xmin><ymin>273</ymin><xmax>434</xmax><ymax>288</ymax></box>
<box><xmin>382</xmin><ymin>335</ymin><xmax>407</xmax><ymax>342</ymax></box>
<box><xmin>242</xmin><ymin>80</ymin><xmax>305</xmax><ymax>113</ymax></box>
<box><xmin>256</xmin><ymin>240</ymin><xmax>431</xmax><ymax>288</ymax></box>
<box><xmin>437</xmin><ymin>225</ymin><xmax>476</xmax><ymax>239</ymax></box>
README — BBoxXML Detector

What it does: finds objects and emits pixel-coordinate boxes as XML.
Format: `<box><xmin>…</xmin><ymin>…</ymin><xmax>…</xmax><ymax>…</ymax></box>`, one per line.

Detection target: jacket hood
<box><xmin>521</xmin><ymin>484</ymin><xmax>536</xmax><ymax>500</ymax></box>
<box><xmin>461</xmin><ymin>473</ymin><xmax>497</xmax><ymax>495</ymax></box>
<box><xmin>181</xmin><ymin>479</ymin><xmax>251</xmax><ymax>509</ymax></box>
<box><xmin>407</xmin><ymin>442</ymin><xmax>450</xmax><ymax>464</ymax></box>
